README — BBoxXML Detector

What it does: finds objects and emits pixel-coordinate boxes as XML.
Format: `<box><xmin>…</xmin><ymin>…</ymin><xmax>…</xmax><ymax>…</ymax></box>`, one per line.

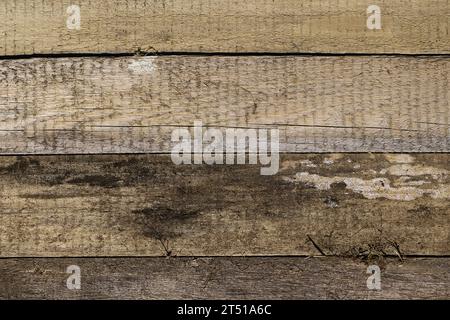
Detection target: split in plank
<box><xmin>0</xmin><ymin>154</ymin><xmax>448</xmax><ymax>257</ymax></box>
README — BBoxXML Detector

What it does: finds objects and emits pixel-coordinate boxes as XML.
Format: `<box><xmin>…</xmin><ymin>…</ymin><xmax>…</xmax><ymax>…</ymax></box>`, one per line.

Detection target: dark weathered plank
<box><xmin>1</xmin><ymin>56</ymin><xmax>449</xmax><ymax>154</ymax></box>
<box><xmin>0</xmin><ymin>257</ymin><xmax>448</xmax><ymax>299</ymax></box>
<box><xmin>1</xmin><ymin>0</ymin><xmax>450</xmax><ymax>55</ymax></box>
<box><xmin>0</xmin><ymin>154</ymin><xmax>448</xmax><ymax>257</ymax></box>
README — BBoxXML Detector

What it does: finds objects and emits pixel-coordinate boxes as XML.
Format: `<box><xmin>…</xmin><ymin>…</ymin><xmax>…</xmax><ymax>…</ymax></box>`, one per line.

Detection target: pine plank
<box><xmin>0</xmin><ymin>257</ymin><xmax>448</xmax><ymax>299</ymax></box>
<box><xmin>0</xmin><ymin>154</ymin><xmax>448</xmax><ymax>257</ymax></box>
<box><xmin>1</xmin><ymin>0</ymin><xmax>450</xmax><ymax>55</ymax></box>
<box><xmin>0</xmin><ymin>56</ymin><xmax>449</xmax><ymax>154</ymax></box>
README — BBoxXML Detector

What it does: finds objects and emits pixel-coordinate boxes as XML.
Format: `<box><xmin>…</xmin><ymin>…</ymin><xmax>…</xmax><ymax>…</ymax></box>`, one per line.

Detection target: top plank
<box><xmin>1</xmin><ymin>0</ymin><xmax>450</xmax><ymax>55</ymax></box>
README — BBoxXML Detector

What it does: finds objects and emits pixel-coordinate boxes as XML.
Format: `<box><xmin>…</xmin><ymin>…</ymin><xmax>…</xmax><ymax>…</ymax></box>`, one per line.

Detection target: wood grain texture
<box><xmin>0</xmin><ymin>154</ymin><xmax>448</xmax><ymax>257</ymax></box>
<box><xmin>1</xmin><ymin>56</ymin><xmax>449</xmax><ymax>154</ymax></box>
<box><xmin>0</xmin><ymin>257</ymin><xmax>448</xmax><ymax>299</ymax></box>
<box><xmin>1</xmin><ymin>0</ymin><xmax>450</xmax><ymax>55</ymax></box>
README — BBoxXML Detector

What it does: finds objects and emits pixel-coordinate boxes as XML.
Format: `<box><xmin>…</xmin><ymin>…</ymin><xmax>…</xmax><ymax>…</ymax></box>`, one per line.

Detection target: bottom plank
<box><xmin>0</xmin><ymin>257</ymin><xmax>448</xmax><ymax>299</ymax></box>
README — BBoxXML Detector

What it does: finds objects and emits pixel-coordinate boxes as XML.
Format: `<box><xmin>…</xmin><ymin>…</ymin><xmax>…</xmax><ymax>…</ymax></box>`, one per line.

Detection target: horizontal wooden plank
<box><xmin>1</xmin><ymin>0</ymin><xmax>450</xmax><ymax>55</ymax></box>
<box><xmin>0</xmin><ymin>257</ymin><xmax>448</xmax><ymax>299</ymax></box>
<box><xmin>1</xmin><ymin>56</ymin><xmax>449</xmax><ymax>154</ymax></box>
<box><xmin>0</xmin><ymin>154</ymin><xmax>448</xmax><ymax>257</ymax></box>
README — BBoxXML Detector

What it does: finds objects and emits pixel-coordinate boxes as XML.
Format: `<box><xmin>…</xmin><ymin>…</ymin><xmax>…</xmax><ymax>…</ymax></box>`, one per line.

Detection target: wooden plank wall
<box><xmin>0</xmin><ymin>0</ymin><xmax>448</xmax><ymax>300</ymax></box>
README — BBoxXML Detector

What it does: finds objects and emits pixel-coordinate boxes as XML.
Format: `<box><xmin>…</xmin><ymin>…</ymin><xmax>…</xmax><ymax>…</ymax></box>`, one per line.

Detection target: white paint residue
<box><xmin>394</xmin><ymin>176</ymin><xmax>431</xmax><ymax>188</ymax></box>
<box><xmin>380</xmin><ymin>164</ymin><xmax>448</xmax><ymax>180</ymax></box>
<box><xmin>384</xmin><ymin>154</ymin><xmax>415</xmax><ymax>164</ymax></box>
<box><xmin>280</xmin><ymin>159</ymin><xmax>317</xmax><ymax>171</ymax></box>
<box><xmin>128</xmin><ymin>57</ymin><xmax>156</xmax><ymax>74</ymax></box>
<box><xmin>301</xmin><ymin>160</ymin><xmax>317</xmax><ymax>168</ymax></box>
<box><xmin>284</xmin><ymin>172</ymin><xmax>450</xmax><ymax>201</ymax></box>
<box><xmin>323</xmin><ymin>154</ymin><xmax>343</xmax><ymax>165</ymax></box>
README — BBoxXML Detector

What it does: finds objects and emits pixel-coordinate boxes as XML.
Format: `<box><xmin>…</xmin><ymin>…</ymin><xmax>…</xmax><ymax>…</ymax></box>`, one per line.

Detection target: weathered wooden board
<box><xmin>1</xmin><ymin>0</ymin><xmax>450</xmax><ymax>55</ymax></box>
<box><xmin>0</xmin><ymin>154</ymin><xmax>448</xmax><ymax>257</ymax></box>
<box><xmin>0</xmin><ymin>257</ymin><xmax>448</xmax><ymax>299</ymax></box>
<box><xmin>1</xmin><ymin>56</ymin><xmax>449</xmax><ymax>154</ymax></box>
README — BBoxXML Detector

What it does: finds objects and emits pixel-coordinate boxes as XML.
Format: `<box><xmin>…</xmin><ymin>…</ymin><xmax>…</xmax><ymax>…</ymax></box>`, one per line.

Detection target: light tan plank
<box><xmin>0</xmin><ymin>56</ymin><xmax>449</xmax><ymax>154</ymax></box>
<box><xmin>0</xmin><ymin>257</ymin><xmax>448</xmax><ymax>299</ymax></box>
<box><xmin>1</xmin><ymin>0</ymin><xmax>450</xmax><ymax>55</ymax></box>
<box><xmin>0</xmin><ymin>154</ymin><xmax>448</xmax><ymax>257</ymax></box>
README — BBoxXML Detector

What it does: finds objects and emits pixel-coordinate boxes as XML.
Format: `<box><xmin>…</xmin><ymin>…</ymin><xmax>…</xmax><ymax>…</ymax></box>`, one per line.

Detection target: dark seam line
<box><xmin>0</xmin><ymin>152</ymin><xmax>449</xmax><ymax>157</ymax></box>
<box><xmin>0</xmin><ymin>255</ymin><xmax>449</xmax><ymax>259</ymax></box>
<box><xmin>1</xmin><ymin>51</ymin><xmax>450</xmax><ymax>60</ymax></box>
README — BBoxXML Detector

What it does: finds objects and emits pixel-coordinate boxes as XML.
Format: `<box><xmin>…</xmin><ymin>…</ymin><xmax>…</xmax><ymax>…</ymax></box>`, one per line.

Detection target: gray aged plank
<box><xmin>0</xmin><ymin>56</ymin><xmax>449</xmax><ymax>154</ymax></box>
<box><xmin>1</xmin><ymin>0</ymin><xmax>450</xmax><ymax>55</ymax></box>
<box><xmin>0</xmin><ymin>154</ymin><xmax>448</xmax><ymax>257</ymax></box>
<box><xmin>0</xmin><ymin>257</ymin><xmax>448</xmax><ymax>299</ymax></box>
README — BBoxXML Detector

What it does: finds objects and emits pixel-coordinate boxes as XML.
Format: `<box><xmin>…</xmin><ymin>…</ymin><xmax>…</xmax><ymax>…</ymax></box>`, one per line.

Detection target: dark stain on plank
<box><xmin>66</xmin><ymin>175</ymin><xmax>121</xmax><ymax>188</ymax></box>
<box><xmin>1</xmin><ymin>158</ymin><xmax>40</xmax><ymax>174</ymax></box>
<box><xmin>18</xmin><ymin>193</ymin><xmax>81</xmax><ymax>200</ymax></box>
<box><xmin>132</xmin><ymin>206</ymin><xmax>200</xmax><ymax>240</ymax></box>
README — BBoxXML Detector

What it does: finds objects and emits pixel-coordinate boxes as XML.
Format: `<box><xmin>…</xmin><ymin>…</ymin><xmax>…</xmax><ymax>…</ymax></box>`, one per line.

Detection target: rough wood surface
<box><xmin>0</xmin><ymin>257</ymin><xmax>448</xmax><ymax>299</ymax></box>
<box><xmin>1</xmin><ymin>56</ymin><xmax>449</xmax><ymax>154</ymax></box>
<box><xmin>1</xmin><ymin>0</ymin><xmax>450</xmax><ymax>55</ymax></box>
<box><xmin>0</xmin><ymin>154</ymin><xmax>448</xmax><ymax>257</ymax></box>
